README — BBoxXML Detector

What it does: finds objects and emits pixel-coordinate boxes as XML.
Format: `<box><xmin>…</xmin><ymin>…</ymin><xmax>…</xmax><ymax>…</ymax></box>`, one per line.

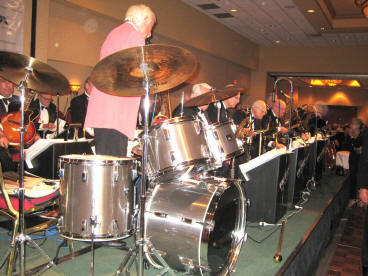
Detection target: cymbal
<box><xmin>0</xmin><ymin>51</ymin><xmax>70</xmax><ymax>95</ymax></box>
<box><xmin>184</xmin><ymin>87</ymin><xmax>245</xmax><ymax>107</ymax></box>
<box><xmin>90</xmin><ymin>44</ymin><xmax>197</xmax><ymax>96</ymax></box>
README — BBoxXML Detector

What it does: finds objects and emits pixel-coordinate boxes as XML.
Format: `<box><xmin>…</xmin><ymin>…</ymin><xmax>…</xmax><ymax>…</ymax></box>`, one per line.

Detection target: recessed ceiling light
<box><xmin>230</xmin><ymin>9</ymin><xmax>237</xmax><ymax>12</ymax></box>
<box><xmin>275</xmin><ymin>40</ymin><xmax>281</xmax><ymax>44</ymax></box>
<box><xmin>307</xmin><ymin>9</ymin><xmax>315</xmax><ymax>13</ymax></box>
<box><xmin>320</xmin><ymin>27</ymin><xmax>328</xmax><ymax>31</ymax></box>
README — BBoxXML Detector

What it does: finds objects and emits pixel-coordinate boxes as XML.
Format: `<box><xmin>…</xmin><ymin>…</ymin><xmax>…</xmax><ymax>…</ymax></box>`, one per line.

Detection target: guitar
<box><xmin>0</xmin><ymin>89</ymin><xmax>36</xmax><ymax>147</ymax></box>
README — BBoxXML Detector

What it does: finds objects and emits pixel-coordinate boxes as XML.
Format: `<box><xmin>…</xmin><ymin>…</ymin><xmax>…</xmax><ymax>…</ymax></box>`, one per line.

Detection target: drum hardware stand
<box><xmin>1</xmin><ymin>70</ymin><xmax>66</xmax><ymax>276</ymax></box>
<box><xmin>115</xmin><ymin>49</ymin><xmax>175</xmax><ymax>276</ymax></box>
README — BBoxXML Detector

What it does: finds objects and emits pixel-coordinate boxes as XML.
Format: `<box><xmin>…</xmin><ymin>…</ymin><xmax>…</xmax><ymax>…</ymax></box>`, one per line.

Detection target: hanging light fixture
<box><xmin>355</xmin><ymin>0</ymin><xmax>368</xmax><ymax>18</ymax></box>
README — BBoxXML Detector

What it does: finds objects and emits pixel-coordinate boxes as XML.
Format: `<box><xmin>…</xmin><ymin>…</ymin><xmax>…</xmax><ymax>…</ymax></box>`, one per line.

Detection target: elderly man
<box><xmin>0</xmin><ymin>76</ymin><xmax>19</xmax><ymax>171</ymax></box>
<box><xmin>29</xmin><ymin>93</ymin><xmax>61</xmax><ymax>138</ymax></box>
<box><xmin>263</xmin><ymin>99</ymin><xmax>288</xmax><ymax>149</ymax></box>
<box><xmin>85</xmin><ymin>4</ymin><xmax>156</xmax><ymax>156</ymax></box>
<box><xmin>233</xmin><ymin>100</ymin><xmax>267</xmax><ymax>178</ymax></box>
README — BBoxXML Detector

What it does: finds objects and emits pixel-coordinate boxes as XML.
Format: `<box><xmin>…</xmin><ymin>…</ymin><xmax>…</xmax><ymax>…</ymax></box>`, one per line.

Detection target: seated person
<box><xmin>29</xmin><ymin>93</ymin><xmax>65</xmax><ymax>139</ymax></box>
<box><xmin>0</xmin><ymin>76</ymin><xmax>20</xmax><ymax>171</ymax></box>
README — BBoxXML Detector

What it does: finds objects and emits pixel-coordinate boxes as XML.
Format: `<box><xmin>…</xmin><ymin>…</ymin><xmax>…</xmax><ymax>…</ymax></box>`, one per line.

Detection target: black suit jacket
<box><xmin>0</xmin><ymin>95</ymin><xmax>20</xmax><ymax>116</ymax></box>
<box><xmin>29</xmin><ymin>99</ymin><xmax>58</xmax><ymax>136</ymax></box>
<box><xmin>70</xmin><ymin>93</ymin><xmax>92</xmax><ymax>138</ymax></box>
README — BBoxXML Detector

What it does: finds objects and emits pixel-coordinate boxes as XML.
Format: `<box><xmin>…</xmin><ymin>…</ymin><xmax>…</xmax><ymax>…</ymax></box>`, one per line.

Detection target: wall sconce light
<box><xmin>355</xmin><ymin>0</ymin><xmax>368</xmax><ymax>18</ymax></box>
<box><xmin>69</xmin><ymin>84</ymin><xmax>81</xmax><ymax>93</ymax></box>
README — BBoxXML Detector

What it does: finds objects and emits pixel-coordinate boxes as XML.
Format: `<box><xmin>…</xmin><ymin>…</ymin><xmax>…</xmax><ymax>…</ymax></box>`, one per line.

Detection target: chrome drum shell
<box><xmin>58</xmin><ymin>154</ymin><xmax>136</xmax><ymax>241</ymax></box>
<box><xmin>144</xmin><ymin>177</ymin><xmax>247</xmax><ymax>275</ymax></box>
<box><xmin>147</xmin><ymin>116</ymin><xmax>214</xmax><ymax>182</ymax></box>
<box><xmin>205</xmin><ymin>120</ymin><xmax>244</xmax><ymax>168</ymax></box>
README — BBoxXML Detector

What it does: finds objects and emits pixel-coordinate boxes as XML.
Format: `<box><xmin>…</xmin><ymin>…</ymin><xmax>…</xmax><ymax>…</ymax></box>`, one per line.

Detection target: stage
<box><xmin>0</xmin><ymin>170</ymin><xmax>349</xmax><ymax>275</ymax></box>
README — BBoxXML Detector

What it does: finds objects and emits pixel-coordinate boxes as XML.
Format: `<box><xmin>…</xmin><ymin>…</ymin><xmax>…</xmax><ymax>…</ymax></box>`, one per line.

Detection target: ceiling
<box><xmin>180</xmin><ymin>0</ymin><xmax>368</xmax><ymax>47</ymax></box>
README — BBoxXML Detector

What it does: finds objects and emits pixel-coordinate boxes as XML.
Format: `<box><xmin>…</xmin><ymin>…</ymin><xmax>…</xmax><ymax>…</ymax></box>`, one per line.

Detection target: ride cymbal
<box><xmin>90</xmin><ymin>44</ymin><xmax>197</xmax><ymax>96</ymax></box>
<box><xmin>184</xmin><ymin>86</ymin><xmax>245</xmax><ymax>107</ymax></box>
<box><xmin>0</xmin><ymin>51</ymin><xmax>70</xmax><ymax>95</ymax></box>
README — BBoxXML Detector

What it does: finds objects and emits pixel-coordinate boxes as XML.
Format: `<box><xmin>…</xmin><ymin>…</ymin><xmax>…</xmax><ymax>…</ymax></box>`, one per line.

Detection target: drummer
<box><xmin>84</xmin><ymin>4</ymin><xmax>156</xmax><ymax>156</ymax></box>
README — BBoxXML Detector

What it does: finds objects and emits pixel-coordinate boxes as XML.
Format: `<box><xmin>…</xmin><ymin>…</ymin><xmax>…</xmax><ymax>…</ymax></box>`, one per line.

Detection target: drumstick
<box><xmin>273</xmin><ymin>220</ymin><xmax>286</xmax><ymax>263</ymax></box>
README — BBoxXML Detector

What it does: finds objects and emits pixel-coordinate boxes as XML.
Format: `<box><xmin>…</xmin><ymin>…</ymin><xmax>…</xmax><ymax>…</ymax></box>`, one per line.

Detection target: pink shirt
<box><xmin>84</xmin><ymin>22</ymin><xmax>145</xmax><ymax>139</ymax></box>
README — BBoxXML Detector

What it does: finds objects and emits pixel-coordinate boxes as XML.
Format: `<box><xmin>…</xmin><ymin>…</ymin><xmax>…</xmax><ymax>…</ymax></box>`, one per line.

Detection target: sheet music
<box><xmin>25</xmin><ymin>138</ymin><xmax>92</xmax><ymax>168</ymax></box>
<box><xmin>239</xmin><ymin>148</ymin><xmax>288</xmax><ymax>175</ymax></box>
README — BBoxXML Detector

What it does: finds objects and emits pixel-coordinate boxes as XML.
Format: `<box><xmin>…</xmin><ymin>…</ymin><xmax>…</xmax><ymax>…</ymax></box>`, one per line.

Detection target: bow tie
<box><xmin>2</xmin><ymin>98</ymin><xmax>10</xmax><ymax>105</ymax></box>
<box><xmin>41</xmin><ymin>106</ymin><xmax>47</xmax><ymax>110</ymax></box>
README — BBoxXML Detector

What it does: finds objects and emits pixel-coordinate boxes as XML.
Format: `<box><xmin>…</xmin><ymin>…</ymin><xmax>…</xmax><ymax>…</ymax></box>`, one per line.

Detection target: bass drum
<box><xmin>145</xmin><ymin>177</ymin><xmax>247</xmax><ymax>275</ymax></box>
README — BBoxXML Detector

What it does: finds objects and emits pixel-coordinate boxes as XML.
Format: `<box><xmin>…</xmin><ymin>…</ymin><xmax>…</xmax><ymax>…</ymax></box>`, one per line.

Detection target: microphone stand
<box><xmin>115</xmin><ymin>46</ymin><xmax>175</xmax><ymax>276</ymax></box>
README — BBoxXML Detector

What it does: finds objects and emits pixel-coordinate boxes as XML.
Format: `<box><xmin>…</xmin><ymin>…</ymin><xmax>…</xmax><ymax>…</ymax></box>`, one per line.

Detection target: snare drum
<box><xmin>147</xmin><ymin>116</ymin><xmax>214</xmax><ymax>182</ymax></box>
<box><xmin>145</xmin><ymin>177</ymin><xmax>247</xmax><ymax>275</ymax></box>
<box><xmin>58</xmin><ymin>154</ymin><xmax>136</xmax><ymax>241</ymax></box>
<box><xmin>205</xmin><ymin>120</ymin><xmax>244</xmax><ymax>168</ymax></box>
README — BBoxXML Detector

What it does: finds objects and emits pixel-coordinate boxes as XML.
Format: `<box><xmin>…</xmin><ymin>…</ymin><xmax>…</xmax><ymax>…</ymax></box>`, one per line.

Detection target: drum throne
<box><xmin>0</xmin><ymin>166</ymin><xmax>59</xmax><ymax>275</ymax></box>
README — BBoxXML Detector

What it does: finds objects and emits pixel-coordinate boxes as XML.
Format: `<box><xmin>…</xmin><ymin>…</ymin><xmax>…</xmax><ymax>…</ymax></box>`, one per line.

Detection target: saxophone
<box><xmin>235</xmin><ymin>106</ymin><xmax>252</xmax><ymax>143</ymax></box>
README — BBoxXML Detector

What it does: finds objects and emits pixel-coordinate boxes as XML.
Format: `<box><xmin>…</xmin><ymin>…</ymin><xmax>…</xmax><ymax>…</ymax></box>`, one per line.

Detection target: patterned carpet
<box><xmin>327</xmin><ymin>205</ymin><xmax>365</xmax><ymax>276</ymax></box>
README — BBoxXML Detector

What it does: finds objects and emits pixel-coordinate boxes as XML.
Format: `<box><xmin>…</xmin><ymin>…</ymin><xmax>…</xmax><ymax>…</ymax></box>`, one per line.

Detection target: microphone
<box><xmin>272</xmin><ymin>87</ymin><xmax>276</xmax><ymax>103</ymax></box>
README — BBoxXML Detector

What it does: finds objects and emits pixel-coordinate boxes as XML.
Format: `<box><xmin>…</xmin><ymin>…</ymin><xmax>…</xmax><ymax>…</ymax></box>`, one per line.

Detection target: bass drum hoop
<box><xmin>144</xmin><ymin>178</ymin><xmax>247</xmax><ymax>275</ymax></box>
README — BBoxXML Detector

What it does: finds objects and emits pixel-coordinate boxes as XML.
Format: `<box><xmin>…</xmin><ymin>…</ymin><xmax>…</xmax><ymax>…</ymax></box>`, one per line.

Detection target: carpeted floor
<box><xmin>326</xmin><ymin>204</ymin><xmax>365</xmax><ymax>276</ymax></box>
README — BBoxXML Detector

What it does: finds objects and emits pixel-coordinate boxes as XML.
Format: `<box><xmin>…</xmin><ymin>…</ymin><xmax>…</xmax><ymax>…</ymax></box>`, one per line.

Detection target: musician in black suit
<box><xmin>0</xmin><ymin>76</ymin><xmax>19</xmax><ymax>171</ymax></box>
<box><xmin>69</xmin><ymin>77</ymin><xmax>93</xmax><ymax>138</ymax></box>
<box><xmin>29</xmin><ymin>93</ymin><xmax>59</xmax><ymax>138</ymax></box>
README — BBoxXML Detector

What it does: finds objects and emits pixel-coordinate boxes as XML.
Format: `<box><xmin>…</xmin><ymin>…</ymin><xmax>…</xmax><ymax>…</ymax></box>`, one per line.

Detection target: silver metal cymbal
<box><xmin>0</xmin><ymin>51</ymin><xmax>70</xmax><ymax>95</ymax></box>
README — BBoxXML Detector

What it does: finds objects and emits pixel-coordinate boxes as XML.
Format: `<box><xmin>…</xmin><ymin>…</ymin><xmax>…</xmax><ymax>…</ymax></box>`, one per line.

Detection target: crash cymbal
<box><xmin>184</xmin><ymin>87</ymin><xmax>244</xmax><ymax>107</ymax></box>
<box><xmin>90</xmin><ymin>44</ymin><xmax>197</xmax><ymax>96</ymax></box>
<box><xmin>0</xmin><ymin>51</ymin><xmax>70</xmax><ymax>95</ymax></box>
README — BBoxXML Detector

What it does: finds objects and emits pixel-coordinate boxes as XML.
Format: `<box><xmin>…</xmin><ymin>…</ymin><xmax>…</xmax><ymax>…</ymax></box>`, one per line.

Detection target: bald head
<box><xmin>251</xmin><ymin>100</ymin><xmax>267</xmax><ymax>119</ymax></box>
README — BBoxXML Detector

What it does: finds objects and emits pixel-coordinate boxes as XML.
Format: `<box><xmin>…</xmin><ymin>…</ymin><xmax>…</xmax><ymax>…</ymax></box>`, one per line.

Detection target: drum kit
<box><xmin>0</xmin><ymin>45</ymin><xmax>248</xmax><ymax>276</ymax></box>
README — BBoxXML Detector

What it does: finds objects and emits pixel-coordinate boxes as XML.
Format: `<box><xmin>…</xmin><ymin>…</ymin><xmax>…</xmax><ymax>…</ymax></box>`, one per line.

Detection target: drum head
<box><xmin>207</xmin><ymin>185</ymin><xmax>240</xmax><ymax>273</ymax></box>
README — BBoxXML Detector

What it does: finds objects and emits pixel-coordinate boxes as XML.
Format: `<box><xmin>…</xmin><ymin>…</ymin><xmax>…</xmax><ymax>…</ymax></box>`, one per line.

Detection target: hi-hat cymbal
<box><xmin>90</xmin><ymin>44</ymin><xmax>197</xmax><ymax>96</ymax></box>
<box><xmin>184</xmin><ymin>86</ymin><xmax>245</xmax><ymax>107</ymax></box>
<box><xmin>0</xmin><ymin>51</ymin><xmax>70</xmax><ymax>95</ymax></box>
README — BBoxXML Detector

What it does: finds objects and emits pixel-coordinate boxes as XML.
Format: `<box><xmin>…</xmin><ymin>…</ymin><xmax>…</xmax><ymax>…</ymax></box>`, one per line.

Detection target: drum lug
<box><xmin>59</xmin><ymin>168</ymin><xmax>64</xmax><ymax>180</ymax></box>
<box><xmin>112</xmin><ymin>219</ymin><xmax>119</xmax><ymax>234</ymax></box>
<box><xmin>81</xmin><ymin>219</ymin><xmax>88</xmax><ymax>236</ymax></box>
<box><xmin>113</xmin><ymin>166</ymin><xmax>119</xmax><ymax>183</ymax></box>
<box><xmin>154</xmin><ymin>212</ymin><xmax>168</xmax><ymax>218</ymax></box>
<box><xmin>82</xmin><ymin>169</ymin><xmax>88</xmax><ymax>183</ymax></box>
<box><xmin>196</xmin><ymin>221</ymin><xmax>214</xmax><ymax>232</ymax></box>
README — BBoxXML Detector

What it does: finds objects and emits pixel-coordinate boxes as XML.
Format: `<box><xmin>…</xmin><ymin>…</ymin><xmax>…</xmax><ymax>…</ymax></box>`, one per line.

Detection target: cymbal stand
<box><xmin>4</xmin><ymin>68</ymin><xmax>65</xmax><ymax>276</ymax></box>
<box><xmin>115</xmin><ymin>47</ymin><xmax>175</xmax><ymax>276</ymax></box>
